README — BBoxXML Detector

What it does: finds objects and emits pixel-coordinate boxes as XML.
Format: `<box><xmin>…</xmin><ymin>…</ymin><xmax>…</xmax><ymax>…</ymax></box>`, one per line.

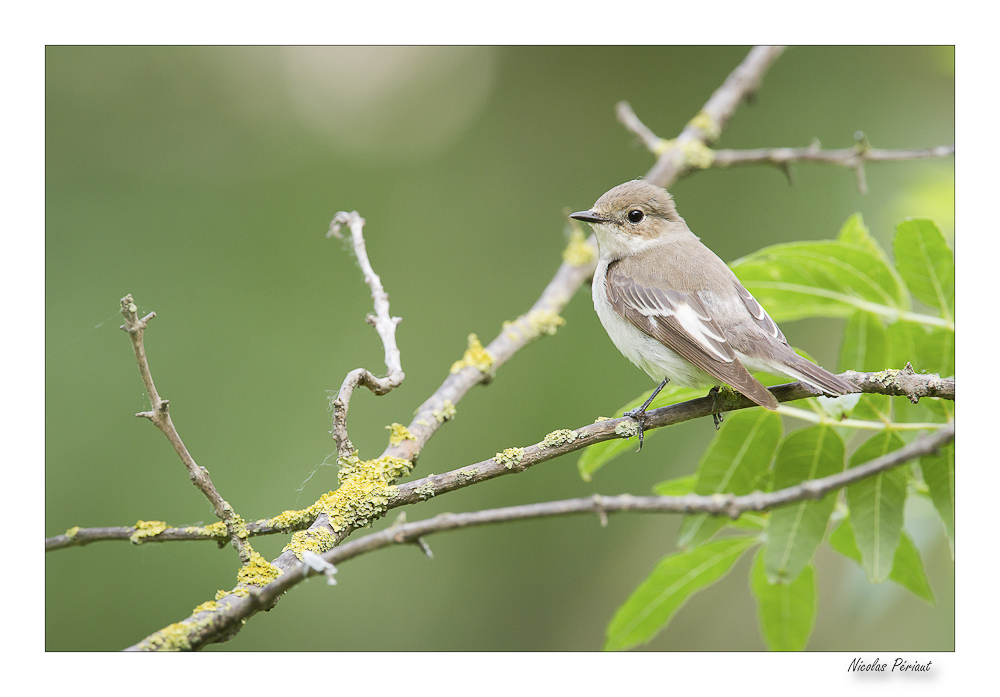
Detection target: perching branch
<box><xmin>326</xmin><ymin>420</ymin><xmax>955</xmax><ymax>557</ymax></box>
<box><xmin>617</xmin><ymin>99</ymin><xmax>955</xmax><ymax>193</ymax></box>
<box><xmin>327</xmin><ymin>211</ymin><xmax>404</xmax><ymax>458</ymax></box>
<box><xmin>118</xmin><ymin>295</ymin><xmax>253</xmax><ymax>563</ymax></box>
<box><xmin>47</xmin><ymin>366</ymin><xmax>953</xmax><ymax>552</ymax></box>
<box><xmin>126</xmin><ymin>420</ymin><xmax>953</xmax><ymax>647</ymax></box>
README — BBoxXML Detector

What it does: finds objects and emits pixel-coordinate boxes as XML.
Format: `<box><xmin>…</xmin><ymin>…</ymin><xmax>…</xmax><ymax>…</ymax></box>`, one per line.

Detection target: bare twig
<box><xmin>119</xmin><ymin>295</ymin><xmax>253</xmax><ymax>563</ymax></box>
<box><xmin>619</xmin><ymin>98</ymin><xmax>954</xmax><ymax>195</ymax></box>
<box><xmin>327</xmin><ymin>211</ymin><xmax>404</xmax><ymax>458</ymax></box>
<box><xmin>645</xmin><ymin>45</ymin><xmax>787</xmax><ymax>187</ymax></box>
<box><xmin>713</xmin><ymin>141</ymin><xmax>955</xmax><ymax>194</ymax></box>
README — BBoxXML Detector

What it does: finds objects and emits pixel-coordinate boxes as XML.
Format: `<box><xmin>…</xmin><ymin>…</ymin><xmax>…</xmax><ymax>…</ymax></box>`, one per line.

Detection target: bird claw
<box><xmin>709</xmin><ymin>386</ymin><xmax>725</xmax><ymax>430</ymax></box>
<box><xmin>623</xmin><ymin>406</ymin><xmax>647</xmax><ymax>452</ymax></box>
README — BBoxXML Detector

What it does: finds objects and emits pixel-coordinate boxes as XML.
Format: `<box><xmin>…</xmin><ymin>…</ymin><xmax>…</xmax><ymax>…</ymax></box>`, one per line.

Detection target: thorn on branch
<box><xmin>414</xmin><ymin>537</ymin><xmax>434</xmax><ymax>559</ymax></box>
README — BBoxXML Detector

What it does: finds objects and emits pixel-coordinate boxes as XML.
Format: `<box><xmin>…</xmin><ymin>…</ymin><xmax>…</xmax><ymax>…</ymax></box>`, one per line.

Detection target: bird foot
<box><xmin>623</xmin><ymin>405</ymin><xmax>648</xmax><ymax>452</ymax></box>
<box><xmin>708</xmin><ymin>386</ymin><xmax>725</xmax><ymax>430</ymax></box>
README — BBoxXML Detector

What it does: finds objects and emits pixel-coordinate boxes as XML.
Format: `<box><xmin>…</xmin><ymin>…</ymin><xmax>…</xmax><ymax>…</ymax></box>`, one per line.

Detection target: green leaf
<box><xmin>852</xmin><ymin>393</ymin><xmax>892</xmax><ymax>422</ymax></box>
<box><xmin>764</xmin><ymin>425</ymin><xmax>845</xmax><ymax>583</ymax></box>
<box><xmin>603</xmin><ymin>536</ymin><xmax>757</xmax><ymax>651</ymax></box>
<box><xmin>828</xmin><ymin>519</ymin><xmax>935</xmax><ymax>603</ymax></box>
<box><xmin>652</xmin><ymin>474</ymin><xmax>697</xmax><ymax>496</ymax></box>
<box><xmin>577</xmin><ymin>384</ymin><xmax>705</xmax><ymax>481</ymax></box>
<box><xmin>837</xmin><ymin>213</ymin><xmax>880</xmax><ymax>254</ymax></box>
<box><xmin>846</xmin><ymin>431</ymin><xmax>908</xmax><ymax>582</ymax></box>
<box><xmin>893</xmin><ymin>218</ymin><xmax>954</xmax><ymax>321</ymax></box>
<box><xmin>920</xmin><ymin>328</ymin><xmax>955</xmax><ymax>378</ymax></box>
<box><xmin>886</xmin><ymin>320</ymin><xmax>926</xmax><ymax>371</ymax></box>
<box><xmin>838</xmin><ymin>311</ymin><xmax>887</xmax><ymax>373</ymax></box>
<box><xmin>886</xmin><ymin>321</ymin><xmax>954</xmax><ymax>377</ymax></box>
<box><xmin>920</xmin><ymin>441</ymin><xmax>954</xmax><ymax>553</ymax></box>
<box><xmin>677</xmin><ymin>410</ymin><xmax>783</xmax><ymax>549</ymax></box>
<box><xmin>750</xmin><ymin>549</ymin><xmax>817</xmax><ymax>650</ymax></box>
<box><xmin>889</xmin><ymin>531</ymin><xmax>936</xmax><ymax>603</ymax></box>
<box><xmin>732</xmin><ymin>239</ymin><xmax>908</xmax><ymax>324</ymax></box>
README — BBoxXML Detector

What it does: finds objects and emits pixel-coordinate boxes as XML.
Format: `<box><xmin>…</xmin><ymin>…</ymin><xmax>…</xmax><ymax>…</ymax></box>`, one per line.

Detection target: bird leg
<box><xmin>623</xmin><ymin>378</ymin><xmax>669</xmax><ymax>452</ymax></box>
<box><xmin>708</xmin><ymin>386</ymin><xmax>725</xmax><ymax>429</ymax></box>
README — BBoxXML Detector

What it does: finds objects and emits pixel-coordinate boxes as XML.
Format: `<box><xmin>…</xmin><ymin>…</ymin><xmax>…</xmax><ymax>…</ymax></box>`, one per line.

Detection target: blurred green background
<box><xmin>45</xmin><ymin>46</ymin><xmax>954</xmax><ymax>651</ymax></box>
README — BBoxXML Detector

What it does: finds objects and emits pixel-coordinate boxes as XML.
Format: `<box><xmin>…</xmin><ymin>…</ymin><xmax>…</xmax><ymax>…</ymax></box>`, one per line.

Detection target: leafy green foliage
<box><xmin>676</xmin><ymin>410</ymin><xmax>782</xmax><ymax>548</ymax></box>
<box><xmin>828</xmin><ymin>518</ymin><xmax>935</xmax><ymax>603</ymax></box>
<box><xmin>603</xmin><ymin>536</ymin><xmax>758</xmax><ymax>651</ymax></box>
<box><xmin>764</xmin><ymin>425</ymin><xmax>845</xmax><ymax>583</ymax></box>
<box><xmin>731</xmin><ymin>216</ymin><xmax>909</xmax><ymax>324</ymax></box>
<box><xmin>920</xmin><ymin>442</ymin><xmax>955</xmax><ymax>553</ymax></box>
<box><xmin>893</xmin><ymin>218</ymin><xmax>954</xmax><ymax>321</ymax></box>
<box><xmin>750</xmin><ymin>549</ymin><xmax>817</xmax><ymax>650</ymax></box>
<box><xmin>592</xmin><ymin>213</ymin><xmax>953</xmax><ymax>650</ymax></box>
<box><xmin>845</xmin><ymin>431</ymin><xmax>908</xmax><ymax>582</ymax></box>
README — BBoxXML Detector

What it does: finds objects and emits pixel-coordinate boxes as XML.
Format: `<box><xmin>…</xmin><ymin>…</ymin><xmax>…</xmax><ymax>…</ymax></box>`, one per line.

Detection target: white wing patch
<box><xmin>735</xmin><ymin>283</ymin><xmax>786</xmax><ymax>343</ymax></box>
<box><xmin>626</xmin><ymin>286</ymin><xmax>733</xmax><ymax>363</ymax></box>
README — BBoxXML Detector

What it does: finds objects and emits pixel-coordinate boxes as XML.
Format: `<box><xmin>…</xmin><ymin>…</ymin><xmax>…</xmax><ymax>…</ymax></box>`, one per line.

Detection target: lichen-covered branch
<box><xmin>118</xmin><ymin>295</ymin><xmax>253</xmax><ymax>563</ymax></box>
<box><xmin>59</xmin><ymin>366</ymin><xmax>952</xmax><ymax>554</ymax></box>
<box><xmin>618</xmin><ymin>99</ymin><xmax>955</xmax><ymax>194</ymax></box>
<box><xmin>643</xmin><ymin>45</ymin><xmax>787</xmax><ymax>187</ymax></box>
<box><xmin>124</xmin><ymin>420</ymin><xmax>952</xmax><ymax>650</ymax></box>
<box><xmin>327</xmin><ymin>211</ymin><xmax>405</xmax><ymax>458</ymax></box>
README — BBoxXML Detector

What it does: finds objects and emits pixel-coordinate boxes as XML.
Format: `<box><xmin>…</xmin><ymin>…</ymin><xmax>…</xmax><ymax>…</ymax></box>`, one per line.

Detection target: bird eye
<box><xmin>627</xmin><ymin>209</ymin><xmax>644</xmax><ymax>223</ymax></box>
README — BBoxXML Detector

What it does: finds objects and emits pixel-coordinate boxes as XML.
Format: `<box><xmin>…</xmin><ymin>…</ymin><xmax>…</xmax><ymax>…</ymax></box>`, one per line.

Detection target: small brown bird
<box><xmin>570</xmin><ymin>180</ymin><xmax>854</xmax><ymax>441</ymax></box>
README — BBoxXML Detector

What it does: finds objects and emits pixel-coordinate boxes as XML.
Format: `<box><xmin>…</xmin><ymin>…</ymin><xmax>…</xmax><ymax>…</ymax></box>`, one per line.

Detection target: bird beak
<box><xmin>569</xmin><ymin>210</ymin><xmax>610</xmax><ymax>224</ymax></box>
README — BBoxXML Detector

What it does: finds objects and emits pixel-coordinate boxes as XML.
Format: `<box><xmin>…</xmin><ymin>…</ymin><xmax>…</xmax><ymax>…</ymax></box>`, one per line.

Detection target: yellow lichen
<box><xmin>432</xmin><ymin>400</ymin><xmax>457</xmax><ymax>424</ymax></box>
<box><xmin>237</xmin><ymin>550</ymin><xmax>284</xmax><ymax>587</ymax></box>
<box><xmin>65</xmin><ymin>526</ymin><xmax>80</xmax><ymax>539</ymax></box>
<box><xmin>541</xmin><ymin>429</ymin><xmax>579</xmax><ymax>448</ymax></box>
<box><xmin>594</xmin><ymin>416</ymin><xmax>612</xmax><ymax>423</ymax></box>
<box><xmin>689</xmin><ymin>111</ymin><xmax>722</xmax><ymax>141</ymax></box>
<box><xmin>202</xmin><ymin>521</ymin><xmax>228</xmax><ymax>538</ymax></box>
<box><xmin>563</xmin><ymin>224</ymin><xmax>596</xmax><ymax>266</ymax></box>
<box><xmin>615</xmin><ymin>420</ymin><xmax>640</xmax><ymax>438</ymax></box>
<box><xmin>137</xmin><ymin>621</ymin><xmax>193</xmax><ymax>651</ymax></box>
<box><xmin>265</xmin><ymin>506</ymin><xmax>320</xmax><ymax>532</ymax></box>
<box><xmin>216</xmin><ymin>588</ymin><xmax>250</xmax><ymax>601</ymax></box>
<box><xmin>414</xmin><ymin>483</ymin><xmax>436</xmax><ymax>500</ymax></box>
<box><xmin>130</xmin><ymin>519</ymin><xmax>168</xmax><ymax>545</ymax></box>
<box><xmin>495</xmin><ymin>447</ymin><xmax>525</xmax><ymax>470</ymax></box>
<box><xmin>386</xmin><ymin>422</ymin><xmax>416</xmax><ymax>446</ymax></box>
<box><xmin>681</xmin><ymin>140</ymin><xmax>716</xmax><ymax>169</ymax></box>
<box><xmin>191</xmin><ymin>600</ymin><xmax>220</xmax><ymax>615</ymax></box>
<box><xmin>457</xmin><ymin>467</ymin><xmax>478</xmax><ymax>481</ymax></box>
<box><xmin>285</xmin><ymin>527</ymin><xmax>338</xmax><ymax>558</ymax></box>
<box><xmin>450</xmin><ymin>334</ymin><xmax>496</xmax><ymax>375</ymax></box>
<box><xmin>652</xmin><ymin>138</ymin><xmax>676</xmax><ymax>156</ymax></box>
<box><xmin>502</xmin><ymin>309</ymin><xmax>566</xmax><ymax>342</ymax></box>
<box><xmin>312</xmin><ymin>455</ymin><xmax>415</xmax><ymax>534</ymax></box>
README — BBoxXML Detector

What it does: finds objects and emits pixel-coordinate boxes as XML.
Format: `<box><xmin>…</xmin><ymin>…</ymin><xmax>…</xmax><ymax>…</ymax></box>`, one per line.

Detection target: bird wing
<box><xmin>605</xmin><ymin>262</ymin><xmax>779</xmax><ymax>410</ymax></box>
<box><xmin>734</xmin><ymin>281</ymin><xmax>786</xmax><ymax>343</ymax></box>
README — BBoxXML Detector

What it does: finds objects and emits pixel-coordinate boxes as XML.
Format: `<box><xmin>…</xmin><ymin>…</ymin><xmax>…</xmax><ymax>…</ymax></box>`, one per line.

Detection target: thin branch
<box><xmin>391</xmin><ymin>368</ymin><xmax>953</xmax><ymax>507</ymax></box>
<box><xmin>58</xmin><ymin>367</ymin><xmax>952</xmax><ymax>553</ymax></box>
<box><xmin>327</xmin><ymin>211</ymin><xmax>405</xmax><ymax>458</ymax></box>
<box><xmin>712</xmin><ymin>141</ymin><xmax>955</xmax><ymax>194</ymax></box>
<box><xmin>645</xmin><ymin>45</ymin><xmax>787</xmax><ymax>187</ymax></box>
<box><xmin>619</xmin><ymin>98</ymin><xmax>954</xmax><ymax>195</ymax></box>
<box><xmin>118</xmin><ymin>295</ymin><xmax>253</xmax><ymax>563</ymax></box>
<box><xmin>125</xmin><ymin>421</ymin><xmax>952</xmax><ymax>650</ymax></box>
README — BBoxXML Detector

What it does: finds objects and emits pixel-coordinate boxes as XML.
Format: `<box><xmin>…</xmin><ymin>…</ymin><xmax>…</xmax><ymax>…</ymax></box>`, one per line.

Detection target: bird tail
<box><xmin>778</xmin><ymin>353</ymin><xmax>856</xmax><ymax>397</ymax></box>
